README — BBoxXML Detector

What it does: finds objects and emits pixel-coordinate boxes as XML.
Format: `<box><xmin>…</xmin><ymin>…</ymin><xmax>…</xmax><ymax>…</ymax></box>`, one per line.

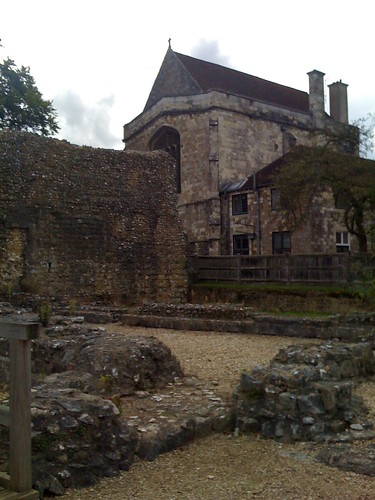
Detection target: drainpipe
<box><xmin>254</xmin><ymin>173</ymin><xmax>261</xmax><ymax>255</ymax></box>
<box><xmin>226</xmin><ymin>194</ymin><xmax>231</xmax><ymax>255</ymax></box>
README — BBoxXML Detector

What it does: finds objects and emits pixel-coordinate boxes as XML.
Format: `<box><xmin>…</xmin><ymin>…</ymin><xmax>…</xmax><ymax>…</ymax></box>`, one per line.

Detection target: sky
<box><xmin>1</xmin><ymin>0</ymin><xmax>374</xmax><ymax>152</ymax></box>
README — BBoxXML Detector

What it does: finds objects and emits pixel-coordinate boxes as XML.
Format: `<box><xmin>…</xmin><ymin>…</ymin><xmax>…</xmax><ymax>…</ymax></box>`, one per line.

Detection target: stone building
<box><xmin>220</xmin><ymin>147</ymin><xmax>375</xmax><ymax>256</ymax></box>
<box><xmin>123</xmin><ymin>46</ymin><xmax>358</xmax><ymax>256</ymax></box>
<box><xmin>0</xmin><ymin>131</ymin><xmax>188</xmax><ymax>303</ymax></box>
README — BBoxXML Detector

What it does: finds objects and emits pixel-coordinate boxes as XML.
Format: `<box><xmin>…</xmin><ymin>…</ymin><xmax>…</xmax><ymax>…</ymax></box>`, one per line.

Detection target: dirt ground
<box><xmin>60</xmin><ymin>325</ymin><xmax>375</xmax><ymax>500</ymax></box>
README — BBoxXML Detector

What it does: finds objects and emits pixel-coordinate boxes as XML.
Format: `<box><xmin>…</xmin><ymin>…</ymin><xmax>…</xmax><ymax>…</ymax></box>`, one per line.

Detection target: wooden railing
<box><xmin>189</xmin><ymin>253</ymin><xmax>375</xmax><ymax>285</ymax></box>
<box><xmin>0</xmin><ymin>319</ymin><xmax>39</xmax><ymax>499</ymax></box>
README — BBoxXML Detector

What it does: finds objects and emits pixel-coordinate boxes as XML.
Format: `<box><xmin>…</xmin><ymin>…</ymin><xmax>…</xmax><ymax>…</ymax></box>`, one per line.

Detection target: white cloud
<box><xmin>191</xmin><ymin>39</ymin><xmax>231</xmax><ymax>67</ymax></box>
<box><xmin>53</xmin><ymin>91</ymin><xmax>122</xmax><ymax>149</ymax></box>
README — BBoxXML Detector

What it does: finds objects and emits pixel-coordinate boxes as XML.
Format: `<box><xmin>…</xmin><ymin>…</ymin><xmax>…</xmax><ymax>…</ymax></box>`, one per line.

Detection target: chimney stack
<box><xmin>328</xmin><ymin>80</ymin><xmax>348</xmax><ymax>124</ymax></box>
<box><xmin>307</xmin><ymin>70</ymin><xmax>326</xmax><ymax>130</ymax></box>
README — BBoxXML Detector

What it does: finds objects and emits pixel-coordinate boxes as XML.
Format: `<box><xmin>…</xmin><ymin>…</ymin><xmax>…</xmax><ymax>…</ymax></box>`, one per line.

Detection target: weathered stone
<box><xmin>275</xmin><ymin>421</ymin><xmax>286</xmax><ymax>438</ymax></box>
<box><xmin>309</xmin><ymin>422</ymin><xmax>326</xmax><ymax>439</ymax></box>
<box><xmin>298</xmin><ymin>394</ymin><xmax>325</xmax><ymax>415</ymax></box>
<box><xmin>0</xmin><ymin>130</ymin><xmax>188</xmax><ymax>303</ymax></box>
<box><xmin>234</xmin><ymin>341</ymin><xmax>374</xmax><ymax>443</ymax></box>
<box><xmin>350</xmin><ymin>423</ymin><xmax>364</xmax><ymax>431</ymax></box>
<box><xmin>316</xmin><ymin>383</ymin><xmax>337</xmax><ymax>413</ymax></box>
<box><xmin>261</xmin><ymin>421</ymin><xmax>275</xmax><ymax>438</ymax></box>
<box><xmin>302</xmin><ymin>417</ymin><xmax>315</xmax><ymax>425</ymax></box>
<box><xmin>239</xmin><ymin>373</ymin><xmax>265</xmax><ymax>398</ymax></box>
<box><xmin>236</xmin><ymin>417</ymin><xmax>259</xmax><ymax>434</ymax></box>
<box><xmin>278</xmin><ymin>392</ymin><xmax>297</xmax><ymax>410</ymax></box>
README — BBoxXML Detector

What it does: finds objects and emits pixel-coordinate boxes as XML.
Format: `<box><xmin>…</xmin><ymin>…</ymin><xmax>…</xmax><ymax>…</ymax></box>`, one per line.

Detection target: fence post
<box><xmin>346</xmin><ymin>252</ymin><xmax>351</xmax><ymax>283</ymax></box>
<box><xmin>286</xmin><ymin>254</ymin><xmax>291</xmax><ymax>284</ymax></box>
<box><xmin>0</xmin><ymin>320</ymin><xmax>39</xmax><ymax>494</ymax></box>
<box><xmin>236</xmin><ymin>254</ymin><xmax>241</xmax><ymax>282</ymax></box>
<box><xmin>10</xmin><ymin>337</ymin><xmax>33</xmax><ymax>492</ymax></box>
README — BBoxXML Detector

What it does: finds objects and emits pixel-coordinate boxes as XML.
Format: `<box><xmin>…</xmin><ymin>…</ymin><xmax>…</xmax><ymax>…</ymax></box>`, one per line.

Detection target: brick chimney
<box><xmin>307</xmin><ymin>70</ymin><xmax>326</xmax><ymax>130</ymax></box>
<box><xmin>328</xmin><ymin>80</ymin><xmax>348</xmax><ymax>124</ymax></box>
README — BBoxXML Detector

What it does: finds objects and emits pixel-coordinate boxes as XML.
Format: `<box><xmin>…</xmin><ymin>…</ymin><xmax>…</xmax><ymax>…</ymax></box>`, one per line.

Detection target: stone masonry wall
<box><xmin>223</xmin><ymin>186</ymin><xmax>358</xmax><ymax>255</ymax></box>
<box><xmin>125</xmin><ymin>109</ymin><xmax>221</xmax><ymax>254</ymax></box>
<box><xmin>234</xmin><ymin>341</ymin><xmax>375</xmax><ymax>443</ymax></box>
<box><xmin>124</xmin><ymin>92</ymin><xmax>317</xmax><ymax>256</ymax></box>
<box><xmin>217</xmin><ymin>110</ymin><xmax>312</xmax><ymax>182</ymax></box>
<box><xmin>124</xmin><ymin>90</ymin><xmax>357</xmax><ymax>256</ymax></box>
<box><xmin>0</xmin><ymin>131</ymin><xmax>188</xmax><ymax>303</ymax></box>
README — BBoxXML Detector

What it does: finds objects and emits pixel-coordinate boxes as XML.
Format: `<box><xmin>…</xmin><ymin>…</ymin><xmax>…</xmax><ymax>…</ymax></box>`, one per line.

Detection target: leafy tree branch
<box><xmin>0</xmin><ymin>55</ymin><xmax>59</xmax><ymax>136</ymax></box>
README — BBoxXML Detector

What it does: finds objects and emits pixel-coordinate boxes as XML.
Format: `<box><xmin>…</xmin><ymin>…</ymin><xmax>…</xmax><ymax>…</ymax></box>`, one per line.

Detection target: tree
<box><xmin>0</xmin><ymin>56</ymin><xmax>59</xmax><ymax>136</ymax></box>
<box><xmin>275</xmin><ymin>146</ymin><xmax>375</xmax><ymax>253</ymax></box>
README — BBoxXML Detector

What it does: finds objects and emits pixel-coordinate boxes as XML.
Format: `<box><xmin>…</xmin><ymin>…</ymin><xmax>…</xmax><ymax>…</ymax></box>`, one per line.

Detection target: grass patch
<box><xmin>194</xmin><ymin>281</ymin><xmax>360</xmax><ymax>297</ymax></box>
<box><xmin>259</xmin><ymin>310</ymin><xmax>334</xmax><ymax>318</ymax></box>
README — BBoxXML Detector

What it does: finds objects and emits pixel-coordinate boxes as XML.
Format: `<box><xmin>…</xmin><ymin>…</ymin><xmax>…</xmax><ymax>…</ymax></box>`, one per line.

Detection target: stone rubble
<box><xmin>0</xmin><ymin>315</ymin><xmax>232</xmax><ymax>496</ymax></box>
<box><xmin>234</xmin><ymin>341</ymin><xmax>375</xmax><ymax>443</ymax></box>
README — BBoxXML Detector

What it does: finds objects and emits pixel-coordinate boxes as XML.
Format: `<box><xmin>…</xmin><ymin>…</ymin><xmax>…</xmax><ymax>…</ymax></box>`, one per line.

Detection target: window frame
<box><xmin>336</xmin><ymin>231</ymin><xmax>350</xmax><ymax>253</ymax></box>
<box><xmin>232</xmin><ymin>193</ymin><xmax>248</xmax><ymax>216</ymax></box>
<box><xmin>233</xmin><ymin>234</ymin><xmax>249</xmax><ymax>255</ymax></box>
<box><xmin>272</xmin><ymin>231</ymin><xmax>291</xmax><ymax>255</ymax></box>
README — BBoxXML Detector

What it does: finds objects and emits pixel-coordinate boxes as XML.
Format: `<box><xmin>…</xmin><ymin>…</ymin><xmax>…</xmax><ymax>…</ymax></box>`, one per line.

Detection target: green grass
<box><xmin>258</xmin><ymin>310</ymin><xmax>334</xmax><ymax>318</ymax></box>
<box><xmin>194</xmin><ymin>281</ymin><xmax>359</xmax><ymax>297</ymax></box>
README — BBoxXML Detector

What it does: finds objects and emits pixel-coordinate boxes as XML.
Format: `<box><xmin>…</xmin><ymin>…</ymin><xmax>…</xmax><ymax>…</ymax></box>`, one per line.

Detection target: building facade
<box><xmin>123</xmin><ymin>47</ymin><xmax>358</xmax><ymax>255</ymax></box>
<box><xmin>220</xmin><ymin>148</ymin><xmax>370</xmax><ymax>257</ymax></box>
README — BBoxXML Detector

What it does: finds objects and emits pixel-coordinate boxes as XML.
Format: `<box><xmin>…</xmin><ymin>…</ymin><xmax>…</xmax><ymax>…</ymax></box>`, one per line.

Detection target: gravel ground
<box><xmin>60</xmin><ymin>325</ymin><xmax>375</xmax><ymax>499</ymax></box>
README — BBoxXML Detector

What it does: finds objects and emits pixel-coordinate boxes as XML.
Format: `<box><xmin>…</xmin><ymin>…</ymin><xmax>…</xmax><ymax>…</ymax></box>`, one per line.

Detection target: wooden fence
<box><xmin>189</xmin><ymin>253</ymin><xmax>375</xmax><ymax>285</ymax></box>
<box><xmin>0</xmin><ymin>319</ymin><xmax>39</xmax><ymax>499</ymax></box>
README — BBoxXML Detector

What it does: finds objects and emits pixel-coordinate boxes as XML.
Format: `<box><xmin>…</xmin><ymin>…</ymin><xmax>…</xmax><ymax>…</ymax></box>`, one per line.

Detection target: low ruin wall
<box><xmin>0</xmin><ymin>131</ymin><xmax>188</xmax><ymax>304</ymax></box>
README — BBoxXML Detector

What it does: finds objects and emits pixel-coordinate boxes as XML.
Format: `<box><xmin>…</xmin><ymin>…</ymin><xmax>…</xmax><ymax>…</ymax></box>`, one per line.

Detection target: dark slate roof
<box><xmin>221</xmin><ymin>146</ymin><xmax>375</xmax><ymax>193</ymax></box>
<box><xmin>220</xmin><ymin>152</ymin><xmax>293</xmax><ymax>193</ymax></box>
<box><xmin>174</xmin><ymin>52</ymin><xmax>310</xmax><ymax>113</ymax></box>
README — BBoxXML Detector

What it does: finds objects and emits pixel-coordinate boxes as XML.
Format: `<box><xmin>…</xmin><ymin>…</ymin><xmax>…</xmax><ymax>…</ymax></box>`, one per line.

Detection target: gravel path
<box><xmin>59</xmin><ymin>325</ymin><xmax>375</xmax><ymax>499</ymax></box>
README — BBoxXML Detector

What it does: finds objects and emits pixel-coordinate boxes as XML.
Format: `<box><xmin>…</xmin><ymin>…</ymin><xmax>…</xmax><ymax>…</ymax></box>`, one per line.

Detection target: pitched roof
<box><xmin>221</xmin><ymin>147</ymin><xmax>375</xmax><ymax>193</ymax></box>
<box><xmin>173</xmin><ymin>51</ymin><xmax>310</xmax><ymax>113</ymax></box>
<box><xmin>144</xmin><ymin>48</ymin><xmax>310</xmax><ymax>113</ymax></box>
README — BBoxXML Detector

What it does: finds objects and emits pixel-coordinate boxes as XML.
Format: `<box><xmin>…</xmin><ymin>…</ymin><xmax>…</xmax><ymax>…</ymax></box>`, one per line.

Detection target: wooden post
<box><xmin>0</xmin><ymin>320</ymin><xmax>39</xmax><ymax>494</ymax></box>
<box><xmin>286</xmin><ymin>253</ymin><xmax>291</xmax><ymax>284</ymax></box>
<box><xmin>236</xmin><ymin>254</ymin><xmax>241</xmax><ymax>282</ymax></box>
<box><xmin>10</xmin><ymin>338</ymin><xmax>32</xmax><ymax>492</ymax></box>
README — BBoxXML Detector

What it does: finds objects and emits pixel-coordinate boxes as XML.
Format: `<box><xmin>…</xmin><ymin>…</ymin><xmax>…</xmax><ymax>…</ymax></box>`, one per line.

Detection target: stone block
<box><xmin>278</xmin><ymin>392</ymin><xmax>297</xmax><ymax>411</ymax></box>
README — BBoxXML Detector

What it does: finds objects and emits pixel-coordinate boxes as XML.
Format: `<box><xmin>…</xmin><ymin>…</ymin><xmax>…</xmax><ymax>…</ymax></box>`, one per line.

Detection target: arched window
<box><xmin>149</xmin><ymin>127</ymin><xmax>181</xmax><ymax>193</ymax></box>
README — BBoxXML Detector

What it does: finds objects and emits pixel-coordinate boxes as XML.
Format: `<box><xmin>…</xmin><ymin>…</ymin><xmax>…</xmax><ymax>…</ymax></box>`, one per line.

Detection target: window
<box><xmin>336</xmin><ymin>231</ymin><xmax>350</xmax><ymax>252</ymax></box>
<box><xmin>272</xmin><ymin>231</ymin><xmax>291</xmax><ymax>254</ymax></box>
<box><xmin>232</xmin><ymin>194</ymin><xmax>248</xmax><ymax>215</ymax></box>
<box><xmin>271</xmin><ymin>189</ymin><xmax>280</xmax><ymax>210</ymax></box>
<box><xmin>233</xmin><ymin>235</ymin><xmax>249</xmax><ymax>255</ymax></box>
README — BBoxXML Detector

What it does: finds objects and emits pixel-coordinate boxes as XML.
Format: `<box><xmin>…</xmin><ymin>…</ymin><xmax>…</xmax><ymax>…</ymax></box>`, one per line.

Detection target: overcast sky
<box><xmin>1</xmin><ymin>0</ymin><xmax>374</xmax><ymax>151</ymax></box>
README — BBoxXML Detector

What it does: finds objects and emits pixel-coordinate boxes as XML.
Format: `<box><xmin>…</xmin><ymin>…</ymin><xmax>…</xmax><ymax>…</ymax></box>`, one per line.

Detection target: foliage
<box><xmin>352</xmin><ymin>113</ymin><xmax>375</xmax><ymax>158</ymax></box>
<box><xmin>0</xmin><ymin>57</ymin><xmax>59</xmax><ymax>136</ymax></box>
<box><xmin>274</xmin><ymin>146</ymin><xmax>375</xmax><ymax>252</ymax></box>
<box><xmin>311</xmin><ymin>113</ymin><xmax>375</xmax><ymax>158</ymax></box>
<box><xmin>350</xmin><ymin>258</ymin><xmax>375</xmax><ymax>304</ymax></box>
<box><xmin>69</xmin><ymin>299</ymin><xmax>77</xmax><ymax>315</ymax></box>
<box><xmin>38</xmin><ymin>300</ymin><xmax>52</xmax><ymax>327</ymax></box>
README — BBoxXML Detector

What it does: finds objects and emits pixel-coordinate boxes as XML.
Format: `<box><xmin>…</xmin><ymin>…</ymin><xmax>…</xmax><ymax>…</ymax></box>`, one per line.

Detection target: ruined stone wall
<box><xmin>0</xmin><ymin>131</ymin><xmax>188</xmax><ymax>303</ymax></box>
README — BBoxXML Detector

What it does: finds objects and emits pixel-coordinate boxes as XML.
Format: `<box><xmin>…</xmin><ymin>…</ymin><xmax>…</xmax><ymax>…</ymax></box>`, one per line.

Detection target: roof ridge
<box><xmin>174</xmin><ymin>51</ymin><xmax>308</xmax><ymax>97</ymax></box>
